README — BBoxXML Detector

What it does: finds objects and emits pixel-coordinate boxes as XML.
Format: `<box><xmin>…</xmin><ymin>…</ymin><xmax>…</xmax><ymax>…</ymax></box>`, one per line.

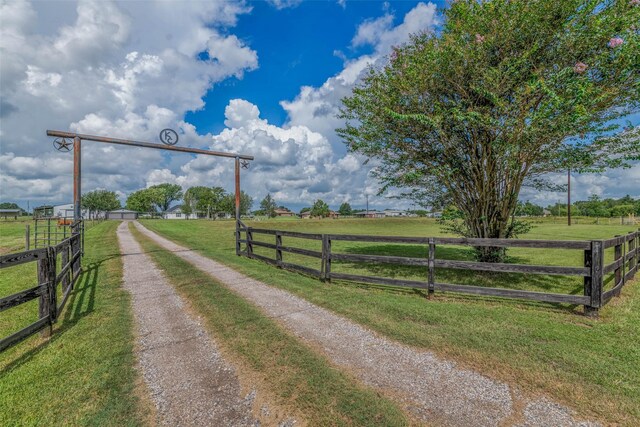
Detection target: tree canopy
<box><xmin>311</xmin><ymin>199</ymin><xmax>330</xmax><ymax>218</ymax></box>
<box><xmin>338</xmin><ymin>202</ymin><xmax>353</xmax><ymax>216</ymax></box>
<box><xmin>339</xmin><ymin>0</ymin><xmax>639</xmax><ymax>260</ymax></box>
<box><xmin>259</xmin><ymin>194</ymin><xmax>277</xmax><ymax>218</ymax></box>
<box><xmin>81</xmin><ymin>190</ymin><xmax>121</xmax><ymax>218</ymax></box>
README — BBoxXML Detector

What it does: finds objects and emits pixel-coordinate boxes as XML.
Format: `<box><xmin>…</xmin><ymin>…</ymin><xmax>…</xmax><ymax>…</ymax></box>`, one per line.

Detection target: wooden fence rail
<box><xmin>0</xmin><ymin>224</ymin><xmax>83</xmax><ymax>352</ymax></box>
<box><xmin>236</xmin><ymin>222</ymin><xmax>639</xmax><ymax>317</ymax></box>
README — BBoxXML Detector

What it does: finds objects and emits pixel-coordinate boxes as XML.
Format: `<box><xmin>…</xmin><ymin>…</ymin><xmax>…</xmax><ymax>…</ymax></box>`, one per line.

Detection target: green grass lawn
<box><xmin>0</xmin><ymin>221</ymin><xmax>151</xmax><ymax>426</ymax></box>
<box><xmin>131</xmin><ymin>223</ymin><xmax>408</xmax><ymax>426</ymax></box>
<box><xmin>0</xmin><ymin>219</ymin><xmax>31</xmax><ymax>254</ymax></box>
<box><xmin>141</xmin><ymin>217</ymin><xmax>640</xmax><ymax>425</ymax></box>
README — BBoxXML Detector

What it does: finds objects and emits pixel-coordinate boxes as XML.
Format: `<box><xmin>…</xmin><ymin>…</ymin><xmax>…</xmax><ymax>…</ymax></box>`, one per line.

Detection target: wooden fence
<box><xmin>0</xmin><ymin>226</ymin><xmax>82</xmax><ymax>352</ymax></box>
<box><xmin>236</xmin><ymin>222</ymin><xmax>639</xmax><ymax>316</ymax></box>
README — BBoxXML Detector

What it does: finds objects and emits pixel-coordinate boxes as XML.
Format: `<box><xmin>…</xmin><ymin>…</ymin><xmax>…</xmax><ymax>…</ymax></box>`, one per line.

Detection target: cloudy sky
<box><xmin>0</xmin><ymin>0</ymin><xmax>638</xmax><ymax>213</ymax></box>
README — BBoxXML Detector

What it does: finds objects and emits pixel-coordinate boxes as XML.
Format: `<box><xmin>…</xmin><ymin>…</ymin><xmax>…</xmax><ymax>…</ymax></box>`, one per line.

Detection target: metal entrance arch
<box><xmin>47</xmin><ymin>130</ymin><xmax>254</xmax><ymax>254</ymax></box>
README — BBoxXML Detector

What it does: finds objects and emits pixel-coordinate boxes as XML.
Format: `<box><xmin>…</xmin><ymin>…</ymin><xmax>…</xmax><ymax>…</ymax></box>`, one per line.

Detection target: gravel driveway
<box><xmin>133</xmin><ymin>221</ymin><xmax>599</xmax><ymax>427</ymax></box>
<box><xmin>118</xmin><ymin>222</ymin><xmax>259</xmax><ymax>426</ymax></box>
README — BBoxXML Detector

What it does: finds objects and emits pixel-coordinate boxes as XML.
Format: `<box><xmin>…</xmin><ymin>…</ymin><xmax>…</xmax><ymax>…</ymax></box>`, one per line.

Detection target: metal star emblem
<box><xmin>241</xmin><ymin>160</ymin><xmax>250</xmax><ymax>169</ymax></box>
<box><xmin>53</xmin><ymin>138</ymin><xmax>72</xmax><ymax>152</ymax></box>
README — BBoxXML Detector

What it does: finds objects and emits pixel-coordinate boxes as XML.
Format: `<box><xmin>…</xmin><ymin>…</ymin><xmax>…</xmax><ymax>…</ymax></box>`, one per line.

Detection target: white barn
<box><xmin>52</xmin><ymin>203</ymin><xmax>93</xmax><ymax>219</ymax></box>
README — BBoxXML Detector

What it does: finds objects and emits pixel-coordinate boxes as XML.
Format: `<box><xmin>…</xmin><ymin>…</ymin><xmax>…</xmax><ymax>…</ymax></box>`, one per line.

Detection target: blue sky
<box><xmin>0</xmin><ymin>0</ymin><xmax>637</xmax><ymax>213</ymax></box>
<box><xmin>188</xmin><ymin>1</ymin><xmax>445</xmax><ymax>135</ymax></box>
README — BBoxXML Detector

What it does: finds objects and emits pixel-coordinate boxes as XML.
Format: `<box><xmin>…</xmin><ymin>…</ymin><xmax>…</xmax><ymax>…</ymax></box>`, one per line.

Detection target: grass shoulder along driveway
<box><xmin>140</xmin><ymin>218</ymin><xmax>640</xmax><ymax>426</ymax></box>
<box><xmin>0</xmin><ymin>221</ymin><xmax>152</xmax><ymax>426</ymax></box>
<box><xmin>130</xmin><ymin>222</ymin><xmax>409</xmax><ymax>426</ymax></box>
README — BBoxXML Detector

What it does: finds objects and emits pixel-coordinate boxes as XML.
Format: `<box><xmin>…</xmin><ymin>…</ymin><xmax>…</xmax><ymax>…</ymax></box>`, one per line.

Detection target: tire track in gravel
<box><xmin>133</xmin><ymin>221</ymin><xmax>600</xmax><ymax>427</ymax></box>
<box><xmin>117</xmin><ymin>222</ymin><xmax>259</xmax><ymax>426</ymax></box>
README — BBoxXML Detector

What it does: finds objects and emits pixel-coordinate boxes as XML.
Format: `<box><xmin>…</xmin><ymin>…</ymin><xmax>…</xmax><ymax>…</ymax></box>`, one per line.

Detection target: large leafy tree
<box><xmin>82</xmin><ymin>190</ymin><xmax>121</xmax><ymax>218</ymax></box>
<box><xmin>311</xmin><ymin>199</ymin><xmax>330</xmax><ymax>218</ymax></box>
<box><xmin>339</xmin><ymin>0</ymin><xmax>639</xmax><ymax>261</ymax></box>
<box><xmin>149</xmin><ymin>183</ymin><xmax>183</xmax><ymax>212</ymax></box>
<box><xmin>182</xmin><ymin>186</ymin><xmax>226</xmax><ymax>218</ymax></box>
<box><xmin>338</xmin><ymin>202</ymin><xmax>353</xmax><ymax>216</ymax></box>
<box><xmin>259</xmin><ymin>194</ymin><xmax>277</xmax><ymax>218</ymax></box>
<box><xmin>220</xmin><ymin>191</ymin><xmax>253</xmax><ymax>216</ymax></box>
<box><xmin>126</xmin><ymin>189</ymin><xmax>156</xmax><ymax>214</ymax></box>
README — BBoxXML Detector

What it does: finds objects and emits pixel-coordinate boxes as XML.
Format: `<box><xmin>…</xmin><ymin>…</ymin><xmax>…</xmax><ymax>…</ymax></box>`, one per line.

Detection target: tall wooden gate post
<box><xmin>234</xmin><ymin>156</ymin><xmax>242</xmax><ymax>256</ymax></box>
<box><xmin>73</xmin><ymin>136</ymin><xmax>82</xmax><ymax>221</ymax></box>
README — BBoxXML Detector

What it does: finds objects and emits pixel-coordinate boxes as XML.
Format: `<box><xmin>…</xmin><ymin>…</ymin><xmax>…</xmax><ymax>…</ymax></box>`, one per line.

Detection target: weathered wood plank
<box><xmin>281</xmin><ymin>262</ymin><xmax>322</xmax><ymax>278</ymax></box>
<box><xmin>603</xmin><ymin>236</ymin><xmax>626</xmax><ymax>249</ymax></box>
<box><xmin>330</xmin><ymin>272</ymin><xmax>429</xmax><ymax>289</ymax></box>
<box><xmin>433</xmin><ymin>237</ymin><xmax>591</xmax><ymax>250</ymax></box>
<box><xmin>434</xmin><ymin>259</ymin><xmax>589</xmax><ymax>276</ymax></box>
<box><xmin>329</xmin><ymin>234</ymin><xmax>429</xmax><ymax>244</ymax></box>
<box><xmin>433</xmin><ymin>283</ymin><xmax>589</xmax><ymax>305</ymax></box>
<box><xmin>250</xmin><ymin>252</ymin><xmax>278</xmax><ymax>266</ymax></box>
<box><xmin>331</xmin><ymin>253</ymin><xmax>428</xmax><ymax>266</ymax></box>
<box><xmin>250</xmin><ymin>228</ymin><xmax>323</xmax><ymax>240</ymax></box>
<box><xmin>0</xmin><ymin>316</ymin><xmax>51</xmax><ymax>352</ymax></box>
<box><xmin>0</xmin><ymin>248</ymin><xmax>47</xmax><ymax>269</ymax></box>
<box><xmin>280</xmin><ymin>246</ymin><xmax>322</xmax><ymax>259</ymax></box>
<box><xmin>604</xmin><ymin>258</ymin><xmax>624</xmax><ymax>275</ymax></box>
<box><xmin>329</xmin><ymin>234</ymin><xmax>591</xmax><ymax>249</ymax></box>
<box><xmin>56</xmin><ymin>267</ymin><xmax>80</xmax><ymax>316</ymax></box>
<box><xmin>0</xmin><ymin>284</ymin><xmax>47</xmax><ymax>312</ymax></box>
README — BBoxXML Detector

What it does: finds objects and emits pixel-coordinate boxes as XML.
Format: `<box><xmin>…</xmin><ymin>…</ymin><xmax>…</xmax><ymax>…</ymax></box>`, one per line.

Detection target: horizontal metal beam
<box><xmin>47</xmin><ymin>130</ymin><xmax>254</xmax><ymax>160</ymax></box>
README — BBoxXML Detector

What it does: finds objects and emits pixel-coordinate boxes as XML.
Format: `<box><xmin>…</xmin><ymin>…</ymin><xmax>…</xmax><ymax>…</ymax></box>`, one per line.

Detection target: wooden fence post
<box><xmin>614</xmin><ymin>235</ymin><xmax>623</xmax><ymax>296</ymax></box>
<box><xmin>275</xmin><ymin>232</ymin><xmax>283</xmax><ymax>267</ymax></box>
<box><xmin>48</xmin><ymin>248</ymin><xmax>57</xmax><ymax>323</ymax></box>
<box><xmin>61</xmin><ymin>242</ymin><xmax>70</xmax><ymax>292</ymax></box>
<box><xmin>247</xmin><ymin>228</ymin><xmax>253</xmax><ymax>258</ymax></box>
<box><xmin>428</xmin><ymin>238</ymin><xmax>435</xmax><ymax>298</ymax></box>
<box><xmin>584</xmin><ymin>240</ymin><xmax>603</xmax><ymax>317</ymax></box>
<box><xmin>322</xmin><ymin>235</ymin><xmax>331</xmax><ymax>282</ymax></box>
<box><xmin>71</xmin><ymin>234</ymin><xmax>81</xmax><ymax>276</ymax></box>
<box><xmin>37</xmin><ymin>248</ymin><xmax>53</xmax><ymax>336</ymax></box>
<box><xmin>235</xmin><ymin>221</ymin><xmax>241</xmax><ymax>256</ymax></box>
<box><xmin>25</xmin><ymin>224</ymin><xmax>30</xmax><ymax>250</ymax></box>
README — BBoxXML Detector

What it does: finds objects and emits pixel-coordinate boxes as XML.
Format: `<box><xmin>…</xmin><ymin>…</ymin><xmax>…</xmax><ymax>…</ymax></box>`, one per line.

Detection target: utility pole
<box><xmin>366</xmin><ymin>194</ymin><xmax>369</xmax><ymax>216</ymax></box>
<box><xmin>567</xmin><ymin>168</ymin><xmax>571</xmax><ymax>226</ymax></box>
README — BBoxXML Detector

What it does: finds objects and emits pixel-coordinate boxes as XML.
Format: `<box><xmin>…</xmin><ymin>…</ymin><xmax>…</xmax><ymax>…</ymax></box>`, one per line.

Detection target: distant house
<box><xmin>106</xmin><ymin>209</ymin><xmax>138</xmax><ymax>220</ymax></box>
<box><xmin>384</xmin><ymin>209</ymin><xmax>408</xmax><ymax>217</ymax></box>
<box><xmin>328</xmin><ymin>210</ymin><xmax>340</xmax><ymax>219</ymax></box>
<box><xmin>164</xmin><ymin>205</ymin><xmax>189</xmax><ymax>219</ymax></box>
<box><xmin>274</xmin><ymin>208</ymin><xmax>294</xmax><ymax>217</ymax></box>
<box><xmin>52</xmin><ymin>203</ymin><xmax>93</xmax><ymax>219</ymax></box>
<box><xmin>0</xmin><ymin>209</ymin><xmax>21</xmax><ymax>220</ymax></box>
<box><xmin>300</xmin><ymin>211</ymin><xmax>311</xmax><ymax>219</ymax></box>
<box><xmin>355</xmin><ymin>211</ymin><xmax>386</xmax><ymax>218</ymax></box>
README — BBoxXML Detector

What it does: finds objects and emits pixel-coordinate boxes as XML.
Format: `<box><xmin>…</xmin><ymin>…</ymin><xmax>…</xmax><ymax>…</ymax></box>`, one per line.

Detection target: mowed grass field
<box><xmin>142</xmin><ymin>217</ymin><xmax>640</xmax><ymax>425</ymax></box>
<box><xmin>0</xmin><ymin>221</ymin><xmax>151</xmax><ymax>426</ymax></box>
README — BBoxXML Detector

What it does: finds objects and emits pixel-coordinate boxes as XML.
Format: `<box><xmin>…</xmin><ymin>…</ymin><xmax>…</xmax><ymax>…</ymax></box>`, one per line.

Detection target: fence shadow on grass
<box><xmin>338</xmin><ymin>244</ymin><xmax>582</xmax><ymax>295</ymax></box>
<box><xmin>0</xmin><ymin>261</ymin><xmax>101</xmax><ymax>376</ymax></box>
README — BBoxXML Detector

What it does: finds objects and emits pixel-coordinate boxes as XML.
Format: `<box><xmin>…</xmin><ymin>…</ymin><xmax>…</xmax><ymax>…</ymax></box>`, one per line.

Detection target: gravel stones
<box><xmin>118</xmin><ymin>222</ymin><xmax>258</xmax><ymax>426</ymax></box>
<box><xmin>134</xmin><ymin>221</ymin><xmax>600</xmax><ymax>427</ymax></box>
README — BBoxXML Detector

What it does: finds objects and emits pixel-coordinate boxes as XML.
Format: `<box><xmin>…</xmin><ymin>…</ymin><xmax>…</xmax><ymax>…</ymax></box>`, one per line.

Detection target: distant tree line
<box><xmin>547</xmin><ymin>195</ymin><xmax>640</xmax><ymax>218</ymax></box>
<box><xmin>182</xmin><ymin>186</ymin><xmax>252</xmax><ymax>218</ymax></box>
<box><xmin>124</xmin><ymin>183</ymin><xmax>253</xmax><ymax>218</ymax></box>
